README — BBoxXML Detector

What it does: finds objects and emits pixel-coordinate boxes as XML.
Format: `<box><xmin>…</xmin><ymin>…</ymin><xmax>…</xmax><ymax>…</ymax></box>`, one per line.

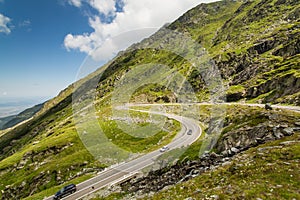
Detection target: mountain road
<box><xmin>45</xmin><ymin>106</ymin><xmax>202</xmax><ymax>200</ymax></box>
<box><xmin>44</xmin><ymin>102</ymin><xmax>300</xmax><ymax>200</ymax></box>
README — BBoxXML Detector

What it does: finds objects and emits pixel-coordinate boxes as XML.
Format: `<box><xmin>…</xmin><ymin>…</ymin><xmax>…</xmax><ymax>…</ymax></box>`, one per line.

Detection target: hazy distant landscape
<box><xmin>0</xmin><ymin>97</ymin><xmax>47</xmax><ymax>118</ymax></box>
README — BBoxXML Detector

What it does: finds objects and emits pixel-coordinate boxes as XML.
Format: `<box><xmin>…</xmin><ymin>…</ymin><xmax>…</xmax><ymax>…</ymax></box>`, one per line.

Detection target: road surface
<box><xmin>45</xmin><ymin>102</ymin><xmax>300</xmax><ymax>199</ymax></box>
<box><xmin>45</xmin><ymin>108</ymin><xmax>202</xmax><ymax>200</ymax></box>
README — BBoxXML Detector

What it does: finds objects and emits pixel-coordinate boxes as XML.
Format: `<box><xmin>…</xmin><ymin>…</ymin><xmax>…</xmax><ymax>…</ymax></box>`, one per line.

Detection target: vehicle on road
<box><xmin>53</xmin><ymin>184</ymin><xmax>76</xmax><ymax>200</ymax></box>
<box><xmin>265</xmin><ymin>103</ymin><xmax>272</xmax><ymax>110</ymax></box>
<box><xmin>160</xmin><ymin>146</ymin><xmax>169</xmax><ymax>152</ymax></box>
<box><xmin>187</xmin><ymin>129</ymin><xmax>192</xmax><ymax>135</ymax></box>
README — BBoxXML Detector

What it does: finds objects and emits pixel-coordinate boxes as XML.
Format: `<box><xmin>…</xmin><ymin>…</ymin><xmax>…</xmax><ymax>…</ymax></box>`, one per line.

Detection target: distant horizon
<box><xmin>0</xmin><ymin>96</ymin><xmax>50</xmax><ymax>118</ymax></box>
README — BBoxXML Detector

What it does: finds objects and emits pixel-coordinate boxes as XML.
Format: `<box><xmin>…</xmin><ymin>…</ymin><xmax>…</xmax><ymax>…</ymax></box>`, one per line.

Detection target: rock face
<box><xmin>245</xmin><ymin>74</ymin><xmax>300</xmax><ymax>103</ymax></box>
<box><xmin>121</xmin><ymin>153</ymin><xmax>227</xmax><ymax>194</ymax></box>
<box><xmin>212</xmin><ymin>0</ymin><xmax>299</xmax><ymax>104</ymax></box>
<box><xmin>217</xmin><ymin>33</ymin><xmax>300</xmax><ymax>104</ymax></box>
<box><xmin>216</xmin><ymin>124</ymin><xmax>296</xmax><ymax>156</ymax></box>
<box><xmin>120</xmin><ymin>119</ymin><xmax>298</xmax><ymax>195</ymax></box>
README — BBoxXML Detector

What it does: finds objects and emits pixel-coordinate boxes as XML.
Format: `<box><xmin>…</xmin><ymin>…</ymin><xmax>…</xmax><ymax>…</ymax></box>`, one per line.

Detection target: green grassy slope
<box><xmin>89</xmin><ymin>105</ymin><xmax>300</xmax><ymax>200</ymax></box>
<box><xmin>148</xmin><ymin>131</ymin><xmax>300</xmax><ymax>200</ymax></box>
<box><xmin>0</xmin><ymin>0</ymin><xmax>299</xmax><ymax>199</ymax></box>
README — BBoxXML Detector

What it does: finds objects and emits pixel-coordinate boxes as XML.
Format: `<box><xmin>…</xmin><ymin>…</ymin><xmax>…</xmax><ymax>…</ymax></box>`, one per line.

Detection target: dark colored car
<box><xmin>265</xmin><ymin>103</ymin><xmax>272</xmax><ymax>110</ymax></box>
<box><xmin>187</xmin><ymin>129</ymin><xmax>192</xmax><ymax>135</ymax></box>
<box><xmin>53</xmin><ymin>184</ymin><xmax>76</xmax><ymax>199</ymax></box>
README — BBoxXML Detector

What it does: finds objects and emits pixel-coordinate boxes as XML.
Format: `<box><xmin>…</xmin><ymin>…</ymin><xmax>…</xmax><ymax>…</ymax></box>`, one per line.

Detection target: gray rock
<box><xmin>293</xmin><ymin>127</ymin><xmax>300</xmax><ymax>131</ymax></box>
<box><xmin>227</xmin><ymin>149</ymin><xmax>232</xmax><ymax>156</ymax></box>
<box><xmin>191</xmin><ymin>169</ymin><xmax>200</xmax><ymax>175</ymax></box>
<box><xmin>222</xmin><ymin>161</ymin><xmax>231</xmax><ymax>166</ymax></box>
<box><xmin>257</xmin><ymin>146</ymin><xmax>282</xmax><ymax>152</ymax></box>
<box><xmin>220</xmin><ymin>150</ymin><xmax>228</xmax><ymax>156</ymax></box>
<box><xmin>282</xmin><ymin>128</ymin><xmax>294</xmax><ymax>136</ymax></box>
<box><xmin>210</xmin><ymin>152</ymin><xmax>219</xmax><ymax>158</ymax></box>
<box><xmin>21</xmin><ymin>181</ymin><xmax>26</xmax><ymax>187</ymax></box>
<box><xmin>193</xmin><ymin>189</ymin><xmax>201</xmax><ymax>194</ymax></box>
<box><xmin>201</xmin><ymin>160</ymin><xmax>209</xmax><ymax>166</ymax></box>
<box><xmin>230</xmin><ymin>147</ymin><xmax>239</xmax><ymax>154</ymax></box>
<box><xmin>280</xmin><ymin>124</ymin><xmax>288</xmax><ymax>128</ymax></box>
<box><xmin>222</xmin><ymin>157</ymin><xmax>230</xmax><ymax>162</ymax></box>
<box><xmin>280</xmin><ymin>140</ymin><xmax>299</xmax><ymax>145</ymax></box>
<box><xmin>256</xmin><ymin>137</ymin><xmax>264</xmax><ymax>144</ymax></box>
<box><xmin>273</xmin><ymin>130</ymin><xmax>284</xmax><ymax>138</ymax></box>
<box><xmin>210</xmin><ymin>194</ymin><xmax>219</xmax><ymax>199</ymax></box>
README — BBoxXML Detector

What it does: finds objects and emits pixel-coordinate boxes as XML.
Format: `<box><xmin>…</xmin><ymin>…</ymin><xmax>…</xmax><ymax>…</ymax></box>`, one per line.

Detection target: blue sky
<box><xmin>0</xmin><ymin>0</ymin><xmax>214</xmax><ymax>102</ymax></box>
<box><xmin>0</xmin><ymin>0</ymin><xmax>91</xmax><ymax>100</ymax></box>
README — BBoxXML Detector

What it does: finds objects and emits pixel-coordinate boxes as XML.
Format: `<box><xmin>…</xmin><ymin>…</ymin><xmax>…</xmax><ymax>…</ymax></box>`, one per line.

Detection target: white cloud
<box><xmin>89</xmin><ymin>0</ymin><xmax>116</xmax><ymax>15</ymax></box>
<box><xmin>0</xmin><ymin>13</ymin><xmax>11</xmax><ymax>34</ymax></box>
<box><xmin>64</xmin><ymin>0</ymin><xmax>216</xmax><ymax>61</ymax></box>
<box><xmin>64</xmin><ymin>33</ymin><xmax>93</xmax><ymax>52</ymax></box>
<box><xmin>68</xmin><ymin>0</ymin><xmax>82</xmax><ymax>7</ymax></box>
<box><xmin>89</xmin><ymin>27</ymin><xmax>157</xmax><ymax>60</ymax></box>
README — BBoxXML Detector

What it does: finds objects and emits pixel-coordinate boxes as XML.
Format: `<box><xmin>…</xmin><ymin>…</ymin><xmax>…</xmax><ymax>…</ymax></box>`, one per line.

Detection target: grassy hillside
<box><xmin>0</xmin><ymin>0</ymin><xmax>299</xmax><ymax>199</ymax></box>
<box><xmin>146</xmin><ymin>131</ymin><xmax>300</xmax><ymax>200</ymax></box>
<box><xmin>0</xmin><ymin>115</ymin><xmax>15</xmax><ymax>130</ymax></box>
<box><xmin>79</xmin><ymin>105</ymin><xmax>300</xmax><ymax>200</ymax></box>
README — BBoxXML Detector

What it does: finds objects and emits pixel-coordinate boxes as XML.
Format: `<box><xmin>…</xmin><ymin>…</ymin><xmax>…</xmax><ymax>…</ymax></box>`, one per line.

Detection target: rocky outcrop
<box><xmin>275</xmin><ymin>92</ymin><xmax>300</xmax><ymax>106</ymax></box>
<box><xmin>247</xmin><ymin>39</ymin><xmax>278</xmax><ymax>55</ymax></box>
<box><xmin>226</xmin><ymin>91</ymin><xmax>244</xmax><ymax>102</ymax></box>
<box><xmin>246</xmin><ymin>74</ymin><xmax>300</xmax><ymax>103</ymax></box>
<box><xmin>214</xmin><ymin>52</ymin><xmax>256</xmax><ymax>83</ymax></box>
<box><xmin>120</xmin><ymin>120</ymin><xmax>300</xmax><ymax>195</ymax></box>
<box><xmin>216</xmin><ymin>123</ymin><xmax>298</xmax><ymax>155</ymax></box>
<box><xmin>2</xmin><ymin>171</ymin><xmax>52</xmax><ymax>199</ymax></box>
<box><xmin>121</xmin><ymin>152</ymin><xmax>228</xmax><ymax>195</ymax></box>
<box><xmin>13</xmin><ymin>143</ymin><xmax>73</xmax><ymax>171</ymax></box>
<box><xmin>273</xmin><ymin>34</ymin><xmax>300</xmax><ymax>58</ymax></box>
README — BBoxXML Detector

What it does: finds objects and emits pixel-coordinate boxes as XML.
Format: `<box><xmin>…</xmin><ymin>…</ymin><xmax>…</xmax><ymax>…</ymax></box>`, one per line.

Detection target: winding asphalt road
<box><xmin>45</xmin><ymin>107</ymin><xmax>202</xmax><ymax>200</ymax></box>
<box><xmin>45</xmin><ymin>102</ymin><xmax>300</xmax><ymax>200</ymax></box>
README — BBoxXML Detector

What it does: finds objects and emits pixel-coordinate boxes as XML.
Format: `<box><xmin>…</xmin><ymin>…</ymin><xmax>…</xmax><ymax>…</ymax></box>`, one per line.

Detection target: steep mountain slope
<box><xmin>0</xmin><ymin>103</ymin><xmax>44</xmax><ymax>130</ymax></box>
<box><xmin>0</xmin><ymin>116</ymin><xmax>15</xmax><ymax>130</ymax></box>
<box><xmin>168</xmin><ymin>0</ymin><xmax>300</xmax><ymax>104</ymax></box>
<box><xmin>90</xmin><ymin>107</ymin><xmax>300</xmax><ymax>200</ymax></box>
<box><xmin>130</xmin><ymin>130</ymin><xmax>300</xmax><ymax>200</ymax></box>
<box><xmin>0</xmin><ymin>0</ymin><xmax>299</xmax><ymax>199</ymax></box>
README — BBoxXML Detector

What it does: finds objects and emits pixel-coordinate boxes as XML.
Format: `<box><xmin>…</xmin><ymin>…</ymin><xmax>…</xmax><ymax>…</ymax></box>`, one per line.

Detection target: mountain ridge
<box><xmin>0</xmin><ymin>0</ymin><xmax>299</xmax><ymax>199</ymax></box>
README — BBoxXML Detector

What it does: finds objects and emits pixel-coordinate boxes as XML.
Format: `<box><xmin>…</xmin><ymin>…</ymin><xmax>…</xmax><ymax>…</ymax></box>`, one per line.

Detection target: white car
<box><xmin>160</xmin><ymin>146</ymin><xmax>169</xmax><ymax>152</ymax></box>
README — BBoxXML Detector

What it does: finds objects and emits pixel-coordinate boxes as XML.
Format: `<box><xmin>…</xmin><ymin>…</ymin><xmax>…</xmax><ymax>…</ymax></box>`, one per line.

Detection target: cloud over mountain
<box><xmin>64</xmin><ymin>0</ymin><xmax>215</xmax><ymax>61</ymax></box>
